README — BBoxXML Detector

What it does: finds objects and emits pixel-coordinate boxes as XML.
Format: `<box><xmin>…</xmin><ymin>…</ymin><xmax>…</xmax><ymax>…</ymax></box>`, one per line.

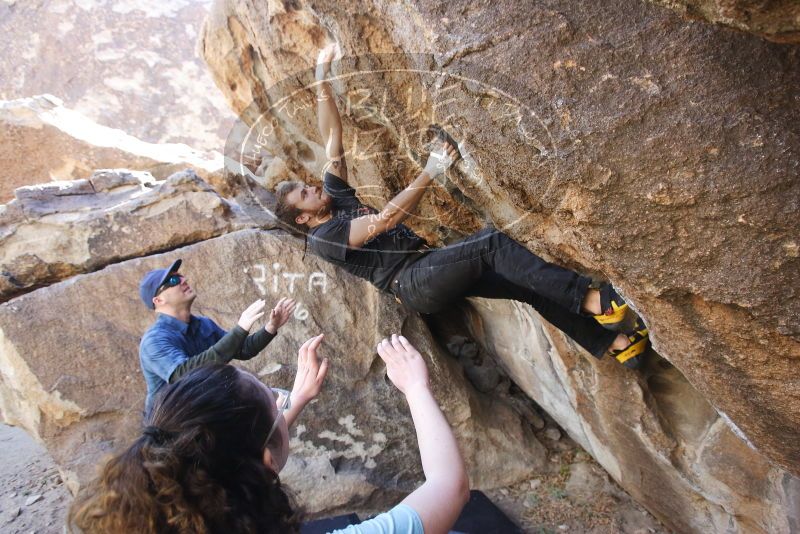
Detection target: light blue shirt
<box><xmin>330</xmin><ymin>504</ymin><xmax>423</xmax><ymax>534</ymax></box>
<box><xmin>139</xmin><ymin>313</ymin><xmax>226</xmax><ymax>414</ymax></box>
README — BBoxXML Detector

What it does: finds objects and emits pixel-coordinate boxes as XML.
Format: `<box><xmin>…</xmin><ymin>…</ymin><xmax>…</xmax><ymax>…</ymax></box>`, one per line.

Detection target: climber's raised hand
<box><xmin>316</xmin><ymin>42</ymin><xmax>340</xmax><ymax>80</ymax></box>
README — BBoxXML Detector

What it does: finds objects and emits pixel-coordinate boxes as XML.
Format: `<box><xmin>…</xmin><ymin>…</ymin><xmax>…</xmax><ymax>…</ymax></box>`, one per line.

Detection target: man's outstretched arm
<box><xmin>316</xmin><ymin>44</ymin><xmax>347</xmax><ymax>181</ymax></box>
<box><xmin>347</xmin><ymin>142</ymin><xmax>458</xmax><ymax>248</ymax></box>
<box><xmin>168</xmin><ymin>328</ymin><xmax>248</xmax><ymax>382</ymax></box>
<box><xmin>169</xmin><ymin>299</ymin><xmax>269</xmax><ymax>382</ymax></box>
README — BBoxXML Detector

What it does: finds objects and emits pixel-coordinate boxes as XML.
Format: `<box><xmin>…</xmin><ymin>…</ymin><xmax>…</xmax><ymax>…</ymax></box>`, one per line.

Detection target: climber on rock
<box><xmin>138</xmin><ymin>258</ymin><xmax>296</xmax><ymax>415</ymax></box>
<box><xmin>273</xmin><ymin>43</ymin><xmax>649</xmax><ymax>369</ymax></box>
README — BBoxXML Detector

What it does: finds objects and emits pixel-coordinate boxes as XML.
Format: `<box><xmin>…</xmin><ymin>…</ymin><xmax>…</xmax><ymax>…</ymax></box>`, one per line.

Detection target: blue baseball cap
<box><xmin>139</xmin><ymin>259</ymin><xmax>182</xmax><ymax>310</ymax></box>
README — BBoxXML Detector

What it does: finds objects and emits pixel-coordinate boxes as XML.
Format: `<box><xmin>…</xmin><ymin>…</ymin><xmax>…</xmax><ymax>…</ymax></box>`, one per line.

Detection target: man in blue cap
<box><xmin>138</xmin><ymin>258</ymin><xmax>295</xmax><ymax>414</ymax></box>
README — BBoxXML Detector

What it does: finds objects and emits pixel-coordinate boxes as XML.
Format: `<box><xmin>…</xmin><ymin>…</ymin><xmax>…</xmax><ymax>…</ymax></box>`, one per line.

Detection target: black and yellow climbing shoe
<box><xmin>610</xmin><ymin>324</ymin><xmax>649</xmax><ymax>369</ymax></box>
<box><xmin>593</xmin><ymin>283</ymin><xmax>636</xmax><ymax>332</ymax></box>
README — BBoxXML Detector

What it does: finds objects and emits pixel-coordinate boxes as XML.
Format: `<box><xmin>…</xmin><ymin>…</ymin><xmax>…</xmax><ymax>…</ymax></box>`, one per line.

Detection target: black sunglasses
<box><xmin>156</xmin><ymin>274</ymin><xmax>183</xmax><ymax>295</ymax></box>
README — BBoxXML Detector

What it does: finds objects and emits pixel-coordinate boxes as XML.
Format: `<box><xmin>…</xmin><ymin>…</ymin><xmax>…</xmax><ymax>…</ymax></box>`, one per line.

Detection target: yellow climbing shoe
<box><xmin>595</xmin><ymin>300</ymin><xmax>630</xmax><ymax>326</ymax></box>
<box><xmin>593</xmin><ymin>283</ymin><xmax>636</xmax><ymax>332</ymax></box>
<box><xmin>611</xmin><ymin>327</ymin><xmax>649</xmax><ymax>369</ymax></box>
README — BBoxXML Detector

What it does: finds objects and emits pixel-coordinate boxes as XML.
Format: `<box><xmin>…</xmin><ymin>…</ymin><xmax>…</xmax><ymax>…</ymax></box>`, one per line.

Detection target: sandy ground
<box><xmin>0</xmin><ymin>421</ymin><xmax>668</xmax><ymax>534</ymax></box>
<box><xmin>484</xmin><ymin>449</ymin><xmax>670</xmax><ymax>533</ymax></box>
<box><xmin>0</xmin><ymin>424</ymin><xmax>70</xmax><ymax>534</ymax></box>
<box><xmin>468</xmin><ymin>404</ymin><xmax>671</xmax><ymax>534</ymax></box>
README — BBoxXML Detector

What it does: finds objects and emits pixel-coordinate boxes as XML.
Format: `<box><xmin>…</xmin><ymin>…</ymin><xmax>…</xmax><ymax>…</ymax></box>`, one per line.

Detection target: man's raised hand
<box><xmin>290</xmin><ymin>334</ymin><xmax>329</xmax><ymax>405</ymax></box>
<box><xmin>265</xmin><ymin>297</ymin><xmax>297</xmax><ymax>334</ymax></box>
<box><xmin>316</xmin><ymin>42</ymin><xmax>340</xmax><ymax>81</ymax></box>
<box><xmin>237</xmin><ymin>299</ymin><xmax>267</xmax><ymax>331</ymax></box>
<box><xmin>423</xmin><ymin>140</ymin><xmax>459</xmax><ymax>178</ymax></box>
<box><xmin>376</xmin><ymin>334</ymin><xmax>431</xmax><ymax>397</ymax></box>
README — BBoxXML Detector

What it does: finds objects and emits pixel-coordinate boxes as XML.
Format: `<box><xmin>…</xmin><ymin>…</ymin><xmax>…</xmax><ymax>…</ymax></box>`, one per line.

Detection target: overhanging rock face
<box><xmin>0</xmin><ymin>229</ymin><xmax>545</xmax><ymax>513</ymax></box>
<box><xmin>199</xmin><ymin>0</ymin><xmax>800</xmax><ymax>531</ymax></box>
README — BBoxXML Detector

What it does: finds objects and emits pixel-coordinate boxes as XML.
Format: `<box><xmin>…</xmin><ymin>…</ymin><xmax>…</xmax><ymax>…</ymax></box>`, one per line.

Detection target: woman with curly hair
<box><xmin>69</xmin><ymin>334</ymin><xmax>469</xmax><ymax>533</ymax></box>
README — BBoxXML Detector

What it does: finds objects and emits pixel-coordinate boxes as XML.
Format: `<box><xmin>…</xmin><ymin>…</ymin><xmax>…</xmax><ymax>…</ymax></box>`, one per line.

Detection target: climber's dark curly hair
<box><xmin>68</xmin><ymin>365</ymin><xmax>300</xmax><ymax>534</ymax></box>
<box><xmin>274</xmin><ymin>180</ymin><xmax>309</xmax><ymax>237</ymax></box>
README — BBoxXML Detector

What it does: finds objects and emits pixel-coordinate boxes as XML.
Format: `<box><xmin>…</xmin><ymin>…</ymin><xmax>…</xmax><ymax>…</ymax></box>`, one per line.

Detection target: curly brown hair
<box><xmin>69</xmin><ymin>365</ymin><xmax>300</xmax><ymax>533</ymax></box>
<box><xmin>273</xmin><ymin>181</ymin><xmax>310</xmax><ymax>237</ymax></box>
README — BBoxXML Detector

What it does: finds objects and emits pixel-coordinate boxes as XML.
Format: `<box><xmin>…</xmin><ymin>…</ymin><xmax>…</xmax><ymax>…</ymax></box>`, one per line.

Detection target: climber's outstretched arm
<box><xmin>347</xmin><ymin>170</ymin><xmax>432</xmax><ymax>248</ymax></box>
<box><xmin>347</xmin><ymin>142</ymin><xmax>458</xmax><ymax>248</ymax></box>
<box><xmin>316</xmin><ymin>43</ymin><xmax>347</xmax><ymax>182</ymax></box>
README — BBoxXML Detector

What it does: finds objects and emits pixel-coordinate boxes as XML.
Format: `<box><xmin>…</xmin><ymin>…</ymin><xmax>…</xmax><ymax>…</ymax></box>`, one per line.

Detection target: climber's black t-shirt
<box><xmin>309</xmin><ymin>173</ymin><xmax>426</xmax><ymax>292</ymax></box>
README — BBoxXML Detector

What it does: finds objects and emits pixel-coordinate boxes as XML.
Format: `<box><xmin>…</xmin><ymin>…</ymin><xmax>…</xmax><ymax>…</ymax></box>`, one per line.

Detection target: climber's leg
<box><xmin>468</xmin><ymin>271</ymin><xmax>648</xmax><ymax>367</ymax></box>
<box><xmin>397</xmin><ymin>228</ymin><xmax>591</xmax><ymax>313</ymax></box>
<box><xmin>464</xmin><ymin>271</ymin><xmax>617</xmax><ymax>358</ymax></box>
<box><xmin>396</xmin><ymin>227</ymin><xmax>650</xmax><ymax>367</ymax></box>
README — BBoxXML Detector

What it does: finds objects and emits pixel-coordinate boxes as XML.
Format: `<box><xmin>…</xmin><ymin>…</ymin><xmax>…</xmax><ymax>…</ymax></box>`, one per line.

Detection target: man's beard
<box><xmin>315</xmin><ymin>201</ymin><xmax>331</xmax><ymax>217</ymax></box>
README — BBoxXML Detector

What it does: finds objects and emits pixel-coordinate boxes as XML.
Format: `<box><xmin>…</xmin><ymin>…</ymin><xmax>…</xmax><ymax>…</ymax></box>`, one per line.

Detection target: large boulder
<box><xmin>0</xmin><ymin>95</ymin><xmax>224</xmax><ymax>202</ymax></box>
<box><xmin>0</xmin><ymin>229</ymin><xmax>545</xmax><ymax>513</ymax></box>
<box><xmin>0</xmin><ymin>169</ymin><xmax>248</xmax><ymax>302</ymax></box>
<box><xmin>0</xmin><ymin>0</ymin><xmax>231</xmax><ymax>152</ymax></box>
<box><xmin>199</xmin><ymin>0</ymin><xmax>800</xmax><ymax>531</ymax></box>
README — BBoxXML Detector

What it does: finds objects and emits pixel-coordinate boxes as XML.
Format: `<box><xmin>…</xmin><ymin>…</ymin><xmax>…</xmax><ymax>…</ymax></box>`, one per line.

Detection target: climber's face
<box><xmin>286</xmin><ymin>182</ymin><xmax>331</xmax><ymax>226</ymax></box>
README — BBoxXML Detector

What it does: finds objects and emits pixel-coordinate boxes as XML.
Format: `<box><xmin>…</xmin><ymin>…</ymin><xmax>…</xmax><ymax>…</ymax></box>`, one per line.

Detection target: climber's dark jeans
<box><xmin>393</xmin><ymin>228</ymin><xmax>617</xmax><ymax>358</ymax></box>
